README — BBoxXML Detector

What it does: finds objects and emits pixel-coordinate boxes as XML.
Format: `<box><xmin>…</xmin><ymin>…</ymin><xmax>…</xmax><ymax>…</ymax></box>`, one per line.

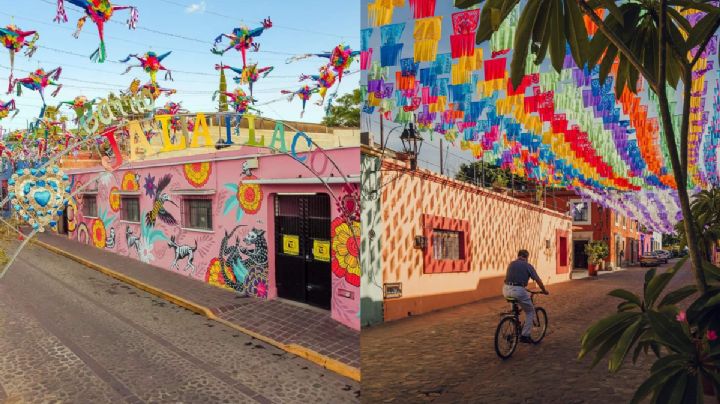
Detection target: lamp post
<box><xmin>399</xmin><ymin>122</ymin><xmax>423</xmax><ymax>170</ymax></box>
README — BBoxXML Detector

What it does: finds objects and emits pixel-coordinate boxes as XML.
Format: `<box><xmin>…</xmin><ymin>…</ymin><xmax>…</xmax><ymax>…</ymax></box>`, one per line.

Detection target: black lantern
<box><xmin>399</xmin><ymin>122</ymin><xmax>423</xmax><ymax>170</ymax></box>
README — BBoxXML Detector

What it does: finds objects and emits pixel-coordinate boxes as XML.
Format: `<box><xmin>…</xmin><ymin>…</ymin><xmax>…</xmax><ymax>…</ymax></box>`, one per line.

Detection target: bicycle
<box><xmin>494</xmin><ymin>290</ymin><xmax>548</xmax><ymax>359</ymax></box>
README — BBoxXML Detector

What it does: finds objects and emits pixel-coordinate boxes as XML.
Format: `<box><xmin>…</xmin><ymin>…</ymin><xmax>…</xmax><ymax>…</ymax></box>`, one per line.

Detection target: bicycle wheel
<box><xmin>494</xmin><ymin>316</ymin><xmax>519</xmax><ymax>359</ymax></box>
<box><xmin>530</xmin><ymin>307</ymin><xmax>548</xmax><ymax>343</ymax></box>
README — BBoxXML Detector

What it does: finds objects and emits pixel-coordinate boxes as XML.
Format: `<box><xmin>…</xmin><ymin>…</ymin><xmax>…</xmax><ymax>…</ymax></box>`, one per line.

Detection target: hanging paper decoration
<box><xmin>58</xmin><ymin>95</ymin><xmax>96</xmax><ymax>125</ymax></box>
<box><xmin>119</xmin><ymin>51</ymin><xmax>173</xmax><ymax>84</ymax></box>
<box><xmin>156</xmin><ymin>101</ymin><xmax>194</xmax><ymax>133</ymax></box>
<box><xmin>0</xmin><ymin>99</ymin><xmax>18</xmax><ymax>120</ymax></box>
<box><xmin>281</xmin><ymin>85</ymin><xmax>318</xmax><ymax>117</ymax></box>
<box><xmin>368</xmin><ymin>0</ymin><xmax>405</xmax><ymax>27</ymax></box>
<box><xmin>211</xmin><ymin>18</ymin><xmax>272</xmax><ymax>67</ymax></box>
<box><xmin>8</xmin><ymin>165</ymin><xmax>70</xmax><ymax>232</ymax></box>
<box><xmin>213</xmin><ymin>88</ymin><xmax>259</xmax><ymax>115</ymax></box>
<box><xmin>287</xmin><ymin>45</ymin><xmax>360</xmax><ymax>83</ymax></box>
<box><xmin>409</xmin><ymin>0</ymin><xmax>436</xmax><ymax>19</ymax></box>
<box><xmin>215</xmin><ymin>63</ymin><xmax>273</xmax><ymax>100</ymax></box>
<box><xmin>0</xmin><ymin>24</ymin><xmax>39</xmax><ymax>89</ymax></box>
<box><xmin>11</xmin><ymin>67</ymin><xmax>63</xmax><ymax>118</ymax></box>
<box><xmin>123</xmin><ymin>78</ymin><xmax>176</xmax><ymax>100</ymax></box>
<box><xmin>53</xmin><ymin>0</ymin><xmax>139</xmax><ymax>63</ymax></box>
<box><xmin>300</xmin><ymin>65</ymin><xmax>338</xmax><ymax>106</ymax></box>
<box><xmin>450</xmin><ymin>10</ymin><xmax>479</xmax><ymax>58</ymax></box>
<box><xmin>414</xmin><ymin>17</ymin><xmax>442</xmax><ymax>62</ymax></box>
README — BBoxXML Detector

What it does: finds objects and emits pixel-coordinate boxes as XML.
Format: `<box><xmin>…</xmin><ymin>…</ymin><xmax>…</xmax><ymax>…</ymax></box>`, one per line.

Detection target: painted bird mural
<box><xmin>145</xmin><ymin>174</ymin><xmax>177</xmax><ymax>227</ymax></box>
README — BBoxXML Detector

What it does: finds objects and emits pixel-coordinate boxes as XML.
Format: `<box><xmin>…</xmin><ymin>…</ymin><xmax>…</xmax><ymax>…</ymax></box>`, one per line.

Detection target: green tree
<box><xmin>321</xmin><ymin>88</ymin><xmax>361</xmax><ymax>127</ymax></box>
<box><xmin>676</xmin><ymin>188</ymin><xmax>720</xmax><ymax>261</ymax></box>
<box><xmin>456</xmin><ymin>0</ymin><xmax>720</xmax><ymax>294</ymax></box>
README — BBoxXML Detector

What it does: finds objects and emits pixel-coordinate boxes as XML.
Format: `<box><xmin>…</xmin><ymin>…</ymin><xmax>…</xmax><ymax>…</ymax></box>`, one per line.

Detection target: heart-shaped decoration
<box><xmin>9</xmin><ymin>165</ymin><xmax>69</xmax><ymax>232</ymax></box>
<box><xmin>33</xmin><ymin>189</ymin><xmax>51</xmax><ymax>207</ymax></box>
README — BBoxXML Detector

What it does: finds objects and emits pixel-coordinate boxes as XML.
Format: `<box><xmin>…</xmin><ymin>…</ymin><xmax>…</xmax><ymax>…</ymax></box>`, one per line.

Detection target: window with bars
<box><xmin>182</xmin><ymin>198</ymin><xmax>213</xmax><ymax>230</ymax></box>
<box><xmin>121</xmin><ymin>197</ymin><xmax>140</xmax><ymax>222</ymax></box>
<box><xmin>570</xmin><ymin>201</ymin><xmax>589</xmax><ymax>223</ymax></box>
<box><xmin>82</xmin><ymin>195</ymin><xmax>97</xmax><ymax>217</ymax></box>
<box><xmin>431</xmin><ymin>229</ymin><xmax>464</xmax><ymax>260</ymax></box>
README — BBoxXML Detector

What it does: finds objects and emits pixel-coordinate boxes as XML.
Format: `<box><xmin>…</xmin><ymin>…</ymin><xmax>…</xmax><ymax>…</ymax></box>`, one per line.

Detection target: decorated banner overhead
<box><xmin>361</xmin><ymin>0</ymin><xmax>719</xmax><ymax>232</ymax></box>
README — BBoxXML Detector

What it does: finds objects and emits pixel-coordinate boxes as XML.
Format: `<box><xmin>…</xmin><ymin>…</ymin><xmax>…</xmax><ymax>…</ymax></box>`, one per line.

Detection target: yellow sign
<box><xmin>283</xmin><ymin>234</ymin><xmax>299</xmax><ymax>256</ymax></box>
<box><xmin>313</xmin><ymin>239</ymin><xmax>330</xmax><ymax>262</ymax></box>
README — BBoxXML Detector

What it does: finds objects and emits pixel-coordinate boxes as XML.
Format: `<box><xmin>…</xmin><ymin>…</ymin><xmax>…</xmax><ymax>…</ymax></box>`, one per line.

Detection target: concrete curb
<box><xmin>30</xmin><ymin>238</ymin><xmax>361</xmax><ymax>382</ymax></box>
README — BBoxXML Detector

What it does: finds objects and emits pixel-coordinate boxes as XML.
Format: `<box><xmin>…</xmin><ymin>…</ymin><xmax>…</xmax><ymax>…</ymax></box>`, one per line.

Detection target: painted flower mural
<box><xmin>137</xmin><ymin>210</ymin><xmax>167</xmax><ymax>263</ymax></box>
<box><xmin>91</xmin><ymin>219</ymin><xmax>106</xmax><ymax>248</ymax></box>
<box><xmin>331</xmin><ymin>217</ymin><xmax>360</xmax><ymax>287</ymax></box>
<box><xmin>205</xmin><ymin>257</ymin><xmax>234</xmax><ymax>289</ymax></box>
<box><xmin>109</xmin><ymin>187</ymin><xmax>121</xmax><ymax>212</ymax></box>
<box><xmin>143</xmin><ymin>173</ymin><xmax>156</xmax><ymax>198</ymax></box>
<box><xmin>223</xmin><ymin>176</ymin><xmax>263</xmax><ymax>220</ymax></box>
<box><xmin>90</xmin><ymin>208</ymin><xmax>116</xmax><ymax>249</ymax></box>
<box><xmin>66</xmin><ymin>197</ymin><xmax>77</xmax><ymax>232</ymax></box>
<box><xmin>121</xmin><ymin>171</ymin><xmax>140</xmax><ymax>191</ymax></box>
<box><xmin>183</xmin><ymin>162</ymin><xmax>212</xmax><ymax>188</ymax></box>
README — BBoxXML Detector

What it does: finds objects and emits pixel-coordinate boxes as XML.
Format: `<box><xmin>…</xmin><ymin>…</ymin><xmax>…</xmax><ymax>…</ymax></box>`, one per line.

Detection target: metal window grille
<box><xmin>121</xmin><ymin>197</ymin><xmax>140</xmax><ymax>222</ymax></box>
<box><xmin>432</xmin><ymin>229</ymin><xmax>463</xmax><ymax>260</ymax></box>
<box><xmin>82</xmin><ymin>195</ymin><xmax>97</xmax><ymax>217</ymax></box>
<box><xmin>182</xmin><ymin>198</ymin><xmax>212</xmax><ymax>230</ymax></box>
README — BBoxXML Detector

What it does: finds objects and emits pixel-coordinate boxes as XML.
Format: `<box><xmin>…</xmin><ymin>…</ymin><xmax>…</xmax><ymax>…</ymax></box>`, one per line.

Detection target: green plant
<box><xmin>579</xmin><ymin>258</ymin><xmax>720</xmax><ymax>402</ymax></box>
<box><xmin>321</xmin><ymin>88</ymin><xmax>361</xmax><ymax>128</ymax></box>
<box><xmin>585</xmin><ymin>241</ymin><xmax>609</xmax><ymax>265</ymax></box>
<box><xmin>492</xmin><ymin>171</ymin><xmax>508</xmax><ymax>188</ymax></box>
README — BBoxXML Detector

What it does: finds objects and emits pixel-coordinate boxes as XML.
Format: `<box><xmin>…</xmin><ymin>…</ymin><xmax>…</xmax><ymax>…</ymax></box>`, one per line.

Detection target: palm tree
<box><xmin>677</xmin><ymin>189</ymin><xmax>720</xmax><ymax>261</ymax></box>
<box><xmin>455</xmin><ymin>0</ymin><xmax>720</xmax><ymax>293</ymax></box>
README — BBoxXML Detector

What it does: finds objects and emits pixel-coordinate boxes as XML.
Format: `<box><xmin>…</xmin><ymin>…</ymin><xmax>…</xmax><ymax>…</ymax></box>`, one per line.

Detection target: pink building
<box><xmin>59</xmin><ymin>119</ymin><xmax>361</xmax><ymax>330</ymax></box>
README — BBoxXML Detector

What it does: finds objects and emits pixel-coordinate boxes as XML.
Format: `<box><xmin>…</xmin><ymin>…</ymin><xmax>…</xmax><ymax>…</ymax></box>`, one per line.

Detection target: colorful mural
<box><xmin>66</xmin><ymin>146</ymin><xmax>361</xmax><ymax>330</ymax></box>
<box><xmin>183</xmin><ymin>162</ymin><xmax>211</xmax><ymax>188</ymax></box>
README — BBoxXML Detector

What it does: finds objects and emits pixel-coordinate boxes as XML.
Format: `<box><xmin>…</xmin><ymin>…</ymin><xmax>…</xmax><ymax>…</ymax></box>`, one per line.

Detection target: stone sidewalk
<box><xmin>33</xmin><ymin>232</ymin><xmax>359</xmax><ymax>380</ymax></box>
<box><xmin>361</xmin><ymin>260</ymin><xmax>694</xmax><ymax>402</ymax></box>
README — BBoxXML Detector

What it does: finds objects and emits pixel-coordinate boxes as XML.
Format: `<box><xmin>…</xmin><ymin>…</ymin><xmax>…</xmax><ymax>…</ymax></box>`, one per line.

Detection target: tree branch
<box><xmin>577</xmin><ymin>0</ymin><xmax>659</xmax><ymax>92</ymax></box>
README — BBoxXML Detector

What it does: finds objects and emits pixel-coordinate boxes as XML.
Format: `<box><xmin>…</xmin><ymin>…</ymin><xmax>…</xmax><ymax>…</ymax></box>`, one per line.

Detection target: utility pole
<box><xmin>379</xmin><ymin>116</ymin><xmax>384</xmax><ymax>148</ymax></box>
<box><xmin>439</xmin><ymin>139</ymin><xmax>444</xmax><ymax>176</ymax></box>
<box><xmin>473</xmin><ymin>162</ymin><xmax>477</xmax><ymax>186</ymax></box>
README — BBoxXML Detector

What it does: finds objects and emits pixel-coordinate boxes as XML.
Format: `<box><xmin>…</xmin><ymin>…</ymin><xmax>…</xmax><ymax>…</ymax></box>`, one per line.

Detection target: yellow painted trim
<box><xmin>30</xmin><ymin>238</ymin><xmax>360</xmax><ymax>382</ymax></box>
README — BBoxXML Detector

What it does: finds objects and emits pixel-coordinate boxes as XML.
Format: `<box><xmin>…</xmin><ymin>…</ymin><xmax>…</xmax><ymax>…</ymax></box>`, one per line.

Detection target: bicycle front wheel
<box><xmin>494</xmin><ymin>316</ymin><xmax>519</xmax><ymax>359</ymax></box>
<box><xmin>530</xmin><ymin>307</ymin><xmax>548</xmax><ymax>343</ymax></box>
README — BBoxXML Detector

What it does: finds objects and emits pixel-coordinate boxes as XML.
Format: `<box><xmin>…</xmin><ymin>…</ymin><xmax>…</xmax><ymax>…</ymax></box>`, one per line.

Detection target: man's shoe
<box><xmin>519</xmin><ymin>336</ymin><xmax>533</xmax><ymax>344</ymax></box>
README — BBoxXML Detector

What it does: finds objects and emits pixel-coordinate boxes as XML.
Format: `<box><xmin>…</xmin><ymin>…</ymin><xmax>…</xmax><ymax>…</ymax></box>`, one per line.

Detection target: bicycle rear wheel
<box><xmin>494</xmin><ymin>316</ymin><xmax>519</xmax><ymax>359</ymax></box>
<box><xmin>530</xmin><ymin>307</ymin><xmax>548</xmax><ymax>343</ymax></box>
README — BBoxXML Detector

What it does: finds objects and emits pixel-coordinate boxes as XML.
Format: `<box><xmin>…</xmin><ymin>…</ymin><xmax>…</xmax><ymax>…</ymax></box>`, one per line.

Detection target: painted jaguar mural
<box><xmin>206</xmin><ymin>224</ymin><xmax>269</xmax><ymax>298</ymax></box>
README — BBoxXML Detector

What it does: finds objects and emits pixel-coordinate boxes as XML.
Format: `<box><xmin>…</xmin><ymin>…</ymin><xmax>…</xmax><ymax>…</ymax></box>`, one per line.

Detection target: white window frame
<box><xmin>568</xmin><ymin>199</ymin><xmax>591</xmax><ymax>225</ymax></box>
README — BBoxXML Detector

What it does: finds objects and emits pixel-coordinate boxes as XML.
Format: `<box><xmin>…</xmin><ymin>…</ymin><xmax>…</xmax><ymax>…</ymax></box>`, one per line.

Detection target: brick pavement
<box><xmin>361</xmin><ymin>261</ymin><xmax>695</xmax><ymax>403</ymax></box>
<box><xmin>0</xmin><ymin>244</ymin><xmax>359</xmax><ymax>403</ymax></box>
<box><xmin>35</xmin><ymin>233</ymin><xmax>359</xmax><ymax>371</ymax></box>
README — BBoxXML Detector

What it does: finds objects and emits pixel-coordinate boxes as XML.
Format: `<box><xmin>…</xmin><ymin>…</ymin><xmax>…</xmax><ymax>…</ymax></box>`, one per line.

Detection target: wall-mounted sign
<box><xmin>283</xmin><ymin>234</ymin><xmax>299</xmax><ymax>256</ymax></box>
<box><xmin>384</xmin><ymin>283</ymin><xmax>402</xmax><ymax>299</ymax></box>
<box><xmin>313</xmin><ymin>239</ymin><xmax>330</xmax><ymax>262</ymax></box>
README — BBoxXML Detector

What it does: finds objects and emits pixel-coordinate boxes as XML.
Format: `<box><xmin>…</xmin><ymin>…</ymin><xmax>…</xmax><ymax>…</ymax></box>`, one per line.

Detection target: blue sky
<box><xmin>1</xmin><ymin>0</ymin><xmax>359</xmax><ymax>130</ymax></box>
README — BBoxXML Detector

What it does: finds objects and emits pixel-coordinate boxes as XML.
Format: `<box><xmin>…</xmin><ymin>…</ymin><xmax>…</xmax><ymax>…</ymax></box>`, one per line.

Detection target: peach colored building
<box><xmin>362</xmin><ymin>148</ymin><xmax>573</xmax><ymax>323</ymax></box>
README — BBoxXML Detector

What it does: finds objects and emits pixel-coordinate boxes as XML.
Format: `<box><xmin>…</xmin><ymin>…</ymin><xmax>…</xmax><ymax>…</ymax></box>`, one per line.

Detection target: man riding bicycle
<box><xmin>503</xmin><ymin>249</ymin><xmax>549</xmax><ymax>343</ymax></box>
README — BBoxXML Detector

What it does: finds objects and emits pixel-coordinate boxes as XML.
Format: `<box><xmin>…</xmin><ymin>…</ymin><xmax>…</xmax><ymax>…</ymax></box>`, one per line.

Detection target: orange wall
<box><xmin>380</xmin><ymin>160</ymin><xmax>573</xmax><ymax>321</ymax></box>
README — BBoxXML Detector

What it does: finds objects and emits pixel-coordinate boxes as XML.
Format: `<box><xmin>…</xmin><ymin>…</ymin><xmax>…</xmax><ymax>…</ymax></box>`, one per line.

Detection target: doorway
<box><xmin>274</xmin><ymin>194</ymin><xmax>332</xmax><ymax>310</ymax></box>
<box><xmin>573</xmin><ymin>240</ymin><xmax>589</xmax><ymax>269</ymax></box>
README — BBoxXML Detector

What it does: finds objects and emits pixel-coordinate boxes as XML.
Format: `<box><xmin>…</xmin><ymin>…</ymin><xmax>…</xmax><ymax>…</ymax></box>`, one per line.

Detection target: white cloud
<box><xmin>185</xmin><ymin>1</ymin><xmax>207</xmax><ymax>14</ymax></box>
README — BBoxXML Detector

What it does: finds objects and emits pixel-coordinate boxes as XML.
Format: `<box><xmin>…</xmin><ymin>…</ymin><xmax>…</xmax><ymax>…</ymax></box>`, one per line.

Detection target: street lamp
<box><xmin>399</xmin><ymin>122</ymin><xmax>423</xmax><ymax>170</ymax></box>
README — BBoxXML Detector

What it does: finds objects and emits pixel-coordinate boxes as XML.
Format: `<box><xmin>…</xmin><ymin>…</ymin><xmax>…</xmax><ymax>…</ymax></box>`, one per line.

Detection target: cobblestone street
<box><xmin>0</xmin><ymin>244</ymin><xmax>359</xmax><ymax>403</ymax></box>
<box><xmin>361</xmin><ymin>261</ymin><xmax>692</xmax><ymax>403</ymax></box>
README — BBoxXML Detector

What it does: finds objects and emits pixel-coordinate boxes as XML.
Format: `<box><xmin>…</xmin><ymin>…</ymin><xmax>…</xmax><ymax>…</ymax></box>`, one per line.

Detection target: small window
<box><xmin>432</xmin><ymin>229</ymin><xmax>464</xmax><ymax>260</ymax></box>
<box><xmin>183</xmin><ymin>198</ymin><xmax>213</xmax><ymax>230</ymax></box>
<box><xmin>121</xmin><ymin>197</ymin><xmax>140</xmax><ymax>222</ymax></box>
<box><xmin>570</xmin><ymin>201</ymin><xmax>589</xmax><ymax>222</ymax></box>
<box><xmin>82</xmin><ymin>195</ymin><xmax>97</xmax><ymax>217</ymax></box>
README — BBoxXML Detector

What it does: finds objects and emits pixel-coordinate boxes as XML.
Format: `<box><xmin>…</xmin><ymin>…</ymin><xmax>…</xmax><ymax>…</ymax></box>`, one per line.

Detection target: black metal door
<box><xmin>573</xmin><ymin>240</ymin><xmax>589</xmax><ymax>269</ymax></box>
<box><xmin>274</xmin><ymin>194</ymin><xmax>331</xmax><ymax>309</ymax></box>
